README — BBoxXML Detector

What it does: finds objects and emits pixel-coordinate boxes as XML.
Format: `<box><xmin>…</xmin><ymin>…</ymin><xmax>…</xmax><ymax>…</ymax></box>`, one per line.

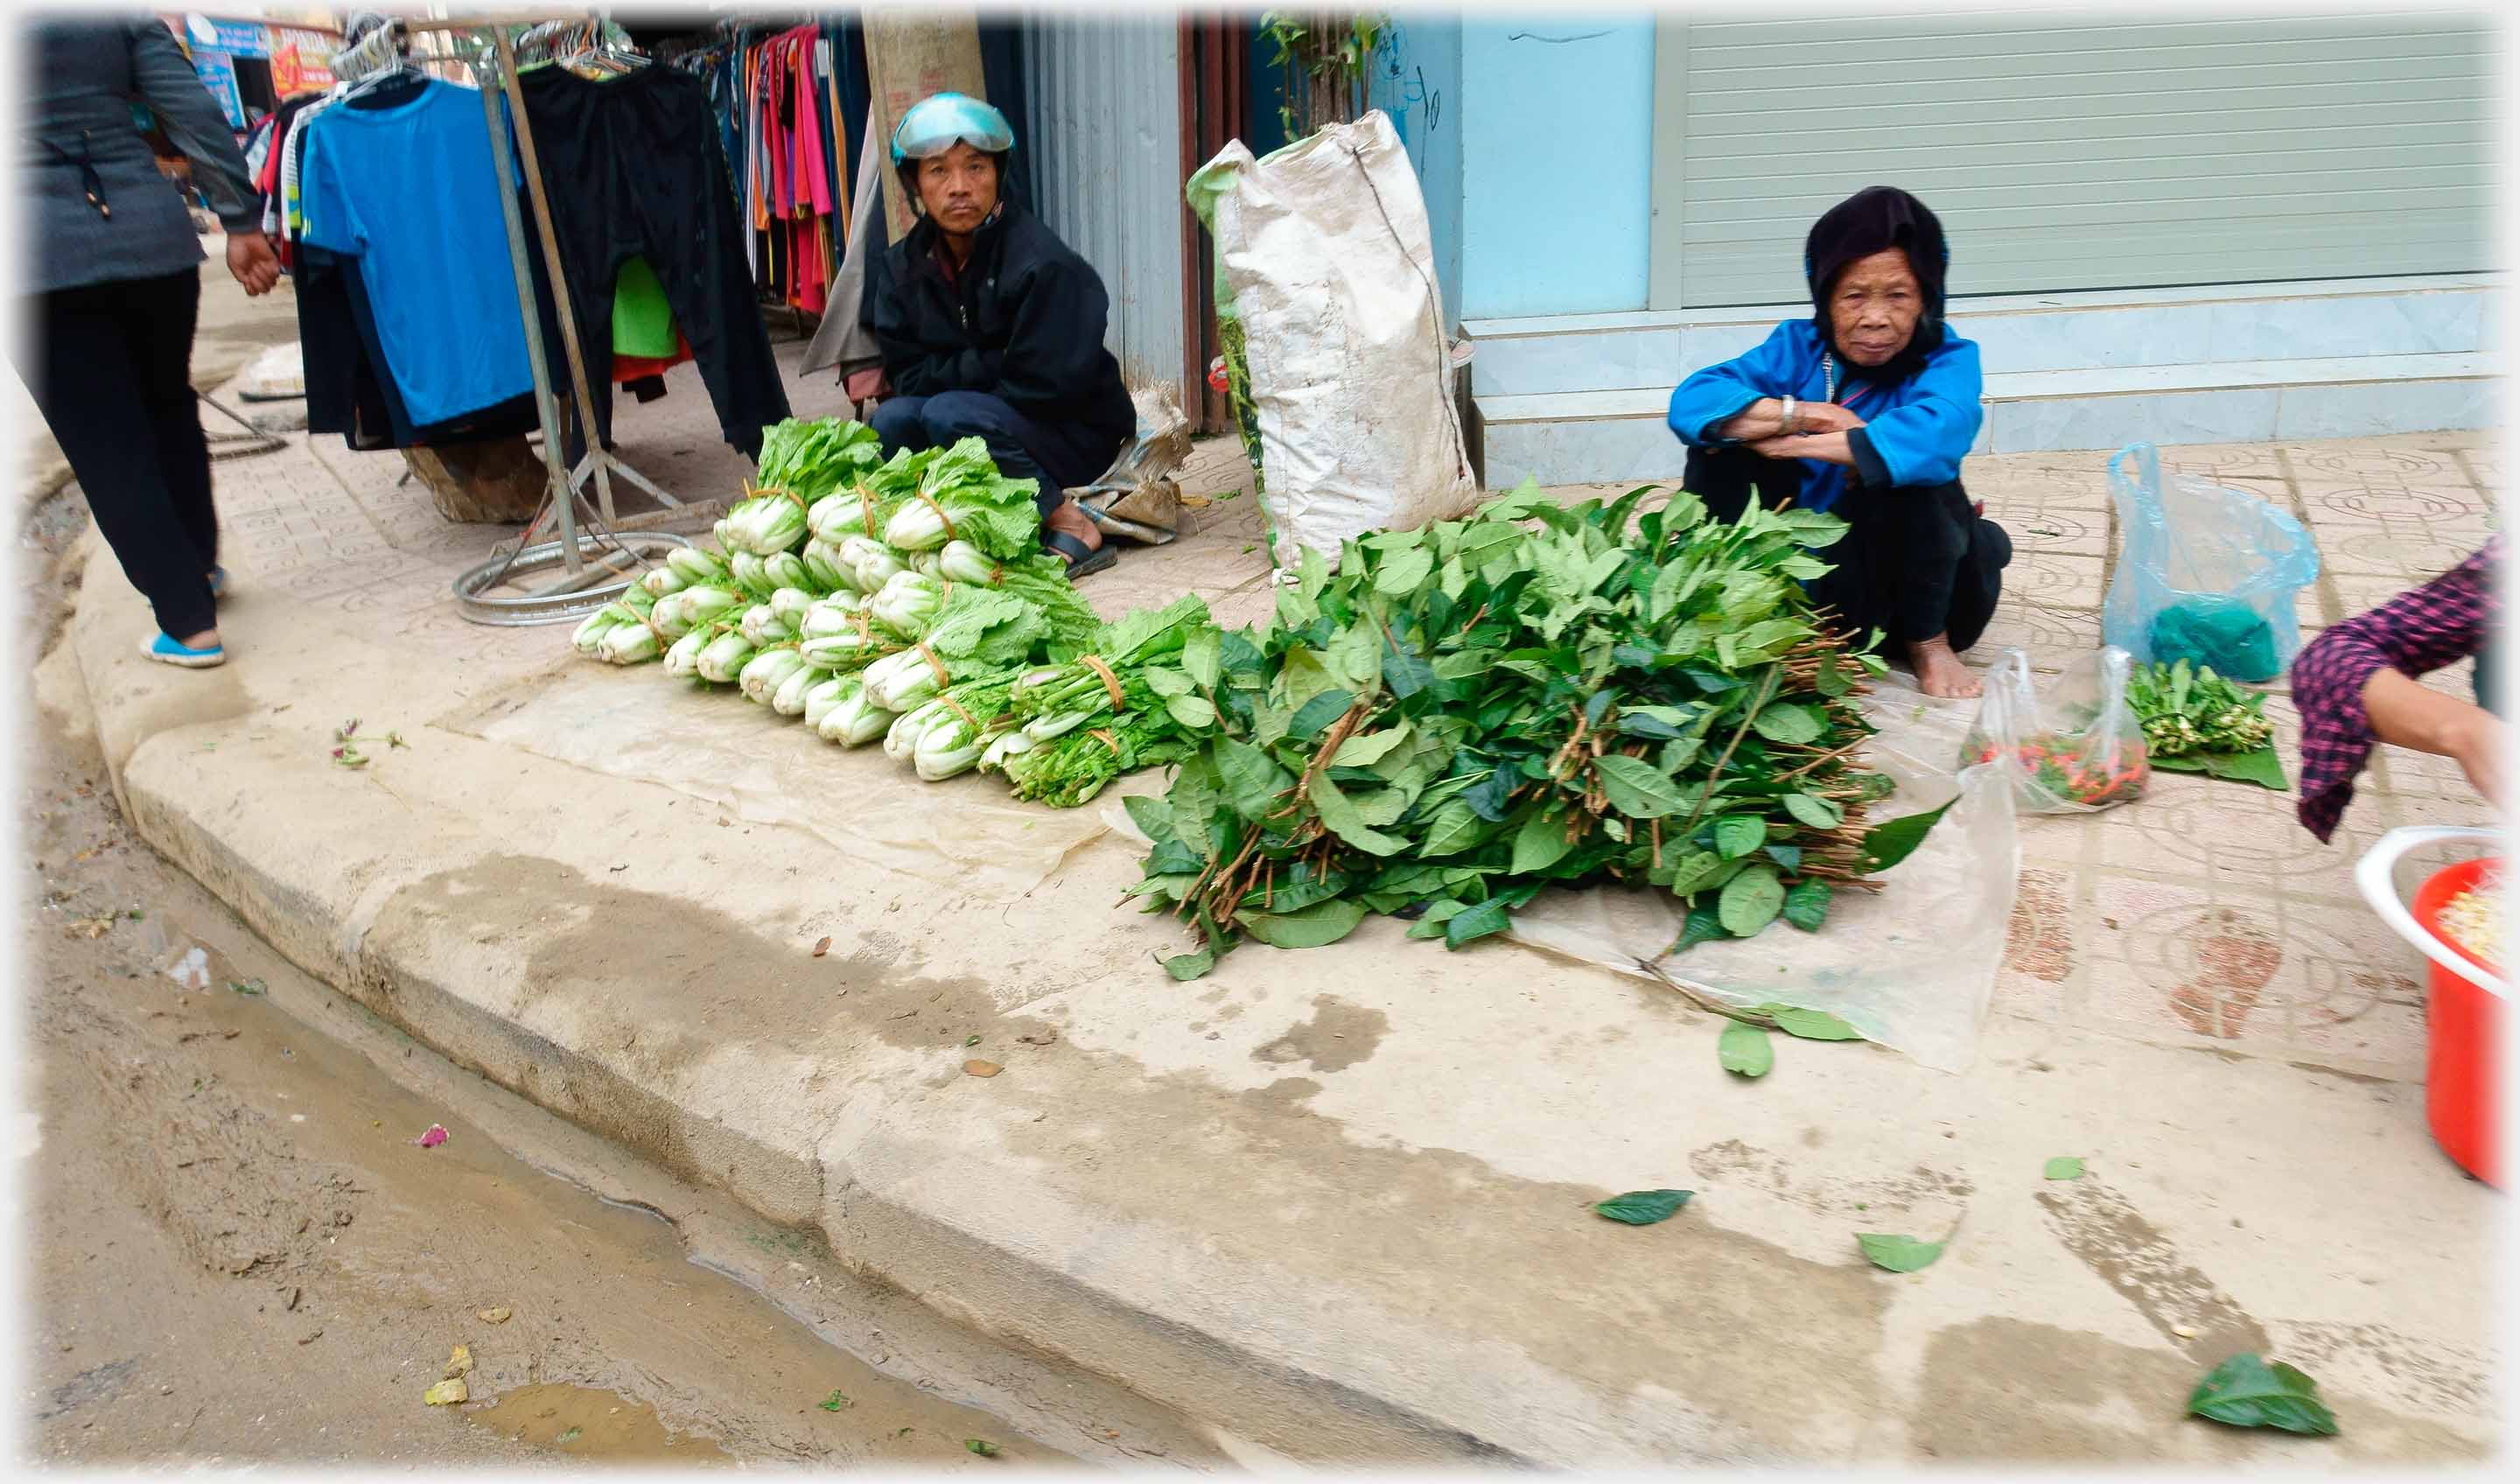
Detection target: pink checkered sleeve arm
<box><xmin>2291</xmin><ymin>539</ymin><xmax>2500</xmax><ymax>842</ymax></box>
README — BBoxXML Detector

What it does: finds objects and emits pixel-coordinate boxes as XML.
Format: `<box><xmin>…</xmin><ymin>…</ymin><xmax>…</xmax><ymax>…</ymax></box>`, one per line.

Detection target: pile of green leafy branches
<box><xmin>1121</xmin><ymin>481</ymin><xmax>1953</xmax><ymax>980</ymax></box>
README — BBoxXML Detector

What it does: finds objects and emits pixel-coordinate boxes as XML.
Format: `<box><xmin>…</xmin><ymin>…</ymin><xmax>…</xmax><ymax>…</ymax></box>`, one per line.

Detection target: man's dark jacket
<box><xmin>861</xmin><ymin>200</ymin><xmax>1135</xmax><ymax>447</ymax></box>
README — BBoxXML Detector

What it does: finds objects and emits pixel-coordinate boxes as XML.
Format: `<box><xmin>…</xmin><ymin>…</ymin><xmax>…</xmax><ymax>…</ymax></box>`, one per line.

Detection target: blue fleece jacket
<box><xmin>1664</xmin><ymin>318</ymin><xmax>1984</xmax><ymax>514</ymax></box>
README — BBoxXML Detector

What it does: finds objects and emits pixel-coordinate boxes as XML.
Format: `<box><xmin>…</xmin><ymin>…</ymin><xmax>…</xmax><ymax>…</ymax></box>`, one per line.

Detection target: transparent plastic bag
<box><xmin>1963</xmin><ymin>648</ymin><xmax>2150</xmax><ymax>814</ymax></box>
<box><xmin>1505</xmin><ymin>675</ymin><xmax>2020</xmax><ymax>1074</ymax></box>
<box><xmin>2102</xmin><ymin>443</ymin><xmax>2320</xmax><ymax>682</ymax></box>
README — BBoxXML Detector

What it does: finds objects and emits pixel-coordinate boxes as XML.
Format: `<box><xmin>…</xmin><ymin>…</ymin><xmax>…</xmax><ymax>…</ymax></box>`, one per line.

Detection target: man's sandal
<box><xmin>1045</xmin><ymin>530</ymin><xmax>1117</xmax><ymax>579</ymax></box>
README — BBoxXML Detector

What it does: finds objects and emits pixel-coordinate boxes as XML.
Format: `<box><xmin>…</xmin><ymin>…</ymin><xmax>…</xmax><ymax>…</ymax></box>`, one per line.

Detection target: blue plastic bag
<box><xmin>2101</xmin><ymin>444</ymin><xmax>2320</xmax><ymax>682</ymax></box>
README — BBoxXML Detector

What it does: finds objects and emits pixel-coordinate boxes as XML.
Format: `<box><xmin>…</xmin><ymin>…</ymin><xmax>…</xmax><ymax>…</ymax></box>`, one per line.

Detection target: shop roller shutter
<box><xmin>1659</xmin><ymin>10</ymin><xmax>2493</xmax><ymax>307</ymax></box>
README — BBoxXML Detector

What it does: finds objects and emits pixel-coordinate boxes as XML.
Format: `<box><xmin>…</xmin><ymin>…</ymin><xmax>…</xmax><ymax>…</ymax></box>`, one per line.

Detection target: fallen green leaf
<box><xmin>1858</xmin><ymin>1232</ymin><xmax>1944</xmax><ymax>1273</ymax></box>
<box><xmin>1718</xmin><ymin>1021</ymin><xmax>1773</xmax><ymax>1078</ymax></box>
<box><xmin>818</xmin><ymin>1390</ymin><xmax>850</xmax><ymax>1412</ymax></box>
<box><xmin>2044</xmin><ymin>1156</ymin><xmax>2085</xmax><ymax>1180</ymax></box>
<box><xmin>556</xmin><ymin>1426</ymin><xmax>584</xmax><ymax>1444</ymax></box>
<box><xmin>1159</xmin><ymin>947</ymin><xmax>1215</xmax><ymax>981</ymax></box>
<box><xmin>963</xmin><ymin>1034</ymin><xmax>981</xmax><ymax>1046</ymax></box>
<box><xmin>966</xmin><ymin>1438</ymin><xmax>1002</xmax><ymax>1457</ymax></box>
<box><xmin>1593</xmin><ymin>1188</ymin><xmax>1693</xmax><ymax>1225</ymax></box>
<box><xmin>2186</xmin><ymin>1353</ymin><xmax>2339</xmax><ymax>1436</ymax></box>
<box><xmin>227</xmin><ymin>978</ymin><xmax>266</xmax><ymax>996</ymax></box>
<box><xmin>1758</xmin><ymin>1003</ymin><xmax>1861</xmax><ymax>1041</ymax></box>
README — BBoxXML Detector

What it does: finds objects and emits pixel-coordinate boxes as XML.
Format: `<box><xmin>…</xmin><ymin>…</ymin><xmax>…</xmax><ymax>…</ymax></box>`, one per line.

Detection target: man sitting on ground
<box><xmin>862</xmin><ymin>92</ymin><xmax>1134</xmax><ymax>578</ymax></box>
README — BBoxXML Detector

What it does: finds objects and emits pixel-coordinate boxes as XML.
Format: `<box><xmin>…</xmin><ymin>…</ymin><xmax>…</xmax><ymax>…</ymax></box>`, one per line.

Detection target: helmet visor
<box><xmin>892</xmin><ymin>94</ymin><xmax>1014</xmax><ymax>162</ymax></box>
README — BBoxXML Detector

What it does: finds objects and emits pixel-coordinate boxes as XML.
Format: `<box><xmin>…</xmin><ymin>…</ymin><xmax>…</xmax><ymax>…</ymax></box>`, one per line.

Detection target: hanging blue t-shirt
<box><xmin>299</xmin><ymin>80</ymin><xmax>535</xmax><ymax>427</ymax></box>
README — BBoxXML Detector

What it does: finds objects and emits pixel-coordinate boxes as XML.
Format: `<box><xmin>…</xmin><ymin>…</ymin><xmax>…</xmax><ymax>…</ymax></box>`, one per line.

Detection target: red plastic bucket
<box><xmin>2413</xmin><ymin>857</ymin><xmax>2502</xmax><ymax>1185</ymax></box>
<box><xmin>2357</xmin><ymin>828</ymin><xmax>2505</xmax><ymax>1186</ymax></box>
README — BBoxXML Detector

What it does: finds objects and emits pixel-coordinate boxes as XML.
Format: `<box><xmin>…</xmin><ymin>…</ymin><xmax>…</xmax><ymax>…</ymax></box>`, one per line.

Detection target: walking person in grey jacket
<box><xmin>15</xmin><ymin>14</ymin><xmax>280</xmax><ymax>668</ymax></box>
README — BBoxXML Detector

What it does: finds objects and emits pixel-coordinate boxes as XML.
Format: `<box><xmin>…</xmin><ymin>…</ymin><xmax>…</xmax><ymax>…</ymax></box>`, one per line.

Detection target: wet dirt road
<box><xmin>17</xmin><ymin>496</ymin><xmax>1220</xmax><ymax>1469</ymax></box>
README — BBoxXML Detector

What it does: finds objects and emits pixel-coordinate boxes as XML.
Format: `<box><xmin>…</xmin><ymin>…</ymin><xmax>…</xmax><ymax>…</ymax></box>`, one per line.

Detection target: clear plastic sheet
<box><xmin>442</xmin><ymin>667</ymin><xmax>1110</xmax><ymax>902</ymax></box>
<box><xmin>1507</xmin><ymin>675</ymin><xmax>2020</xmax><ymax>1073</ymax></box>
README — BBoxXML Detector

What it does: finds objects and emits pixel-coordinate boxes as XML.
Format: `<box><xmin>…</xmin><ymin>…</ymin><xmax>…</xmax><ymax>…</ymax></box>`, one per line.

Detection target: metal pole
<box><xmin>474</xmin><ymin>46</ymin><xmax>579</xmax><ymax>574</ymax></box>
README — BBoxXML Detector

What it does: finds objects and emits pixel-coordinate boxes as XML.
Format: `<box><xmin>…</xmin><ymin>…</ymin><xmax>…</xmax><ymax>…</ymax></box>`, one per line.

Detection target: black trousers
<box><xmin>17</xmin><ymin>269</ymin><xmax>219</xmax><ymax>640</ymax></box>
<box><xmin>1684</xmin><ymin>444</ymin><xmax>2010</xmax><ymax>652</ymax></box>
<box><xmin>519</xmin><ymin>65</ymin><xmax>789</xmax><ymax>460</ymax></box>
<box><xmin>871</xmin><ymin>391</ymin><xmax>1116</xmax><ymax>518</ymax></box>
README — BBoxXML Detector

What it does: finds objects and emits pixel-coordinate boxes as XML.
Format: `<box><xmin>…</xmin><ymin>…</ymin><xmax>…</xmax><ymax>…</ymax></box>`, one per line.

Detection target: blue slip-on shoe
<box><xmin>143</xmin><ymin>632</ymin><xmax>226</xmax><ymax>668</ymax></box>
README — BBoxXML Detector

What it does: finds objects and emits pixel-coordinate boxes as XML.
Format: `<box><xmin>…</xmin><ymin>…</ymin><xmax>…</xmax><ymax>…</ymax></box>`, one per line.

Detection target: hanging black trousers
<box><xmin>17</xmin><ymin>268</ymin><xmax>218</xmax><ymax>640</ymax></box>
<box><xmin>1684</xmin><ymin>444</ymin><xmax>2011</xmax><ymax>653</ymax></box>
<box><xmin>517</xmin><ymin>65</ymin><xmax>789</xmax><ymax>460</ymax></box>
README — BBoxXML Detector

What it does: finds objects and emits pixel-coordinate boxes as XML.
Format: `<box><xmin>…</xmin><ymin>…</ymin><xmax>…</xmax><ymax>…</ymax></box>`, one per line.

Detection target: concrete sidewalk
<box><xmin>43</xmin><ymin>346</ymin><xmax>2502</xmax><ymax>1464</ymax></box>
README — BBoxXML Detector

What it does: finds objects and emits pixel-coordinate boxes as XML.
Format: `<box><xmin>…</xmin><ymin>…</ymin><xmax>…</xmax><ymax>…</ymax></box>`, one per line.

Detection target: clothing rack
<box><xmin>405</xmin><ymin>12</ymin><xmax>686</xmax><ymax>596</ymax></box>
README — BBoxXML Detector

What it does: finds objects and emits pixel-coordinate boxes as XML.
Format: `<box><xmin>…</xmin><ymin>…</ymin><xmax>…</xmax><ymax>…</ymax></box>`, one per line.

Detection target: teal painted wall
<box><xmin>1458</xmin><ymin>18</ymin><xmax>1656</xmax><ymax>320</ymax></box>
<box><xmin>1369</xmin><ymin>13</ymin><xmax>1463</xmax><ymax>328</ymax></box>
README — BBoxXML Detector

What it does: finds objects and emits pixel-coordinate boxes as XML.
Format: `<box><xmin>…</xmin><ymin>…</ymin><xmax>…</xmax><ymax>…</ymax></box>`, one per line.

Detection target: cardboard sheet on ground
<box><xmin>1507</xmin><ymin>676</ymin><xmax>2020</xmax><ymax>1073</ymax></box>
<box><xmin>443</xmin><ymin>667</ymin><xmax>1108</xmax><ymax>902</ymax></box>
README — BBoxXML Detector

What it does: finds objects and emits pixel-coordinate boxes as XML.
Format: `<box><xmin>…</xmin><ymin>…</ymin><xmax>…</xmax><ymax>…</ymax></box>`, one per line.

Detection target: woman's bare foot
<box><xmin>1908</xmin><ymin>634</ymin><xmax>1981</xmax><ymax>699</ymax></box>
<box><xmin>178</xmin><ymin>628</ymin><xmax>220</xmax><ymax>650</ymax></box>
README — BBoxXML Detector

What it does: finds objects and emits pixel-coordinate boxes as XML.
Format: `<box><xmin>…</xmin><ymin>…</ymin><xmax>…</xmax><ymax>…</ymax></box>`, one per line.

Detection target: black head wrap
<box><xmin>1802</xmin><ymin>186</ymin><xmax>1949</xmax><ymax>386</ymax></box>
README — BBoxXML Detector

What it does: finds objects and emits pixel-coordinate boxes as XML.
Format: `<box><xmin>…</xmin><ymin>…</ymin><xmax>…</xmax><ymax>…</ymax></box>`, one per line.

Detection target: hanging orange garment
<box><xmin>751</xmin><ymin>44</ymin><xmax>773</xmax><ymax>234</ymax></box>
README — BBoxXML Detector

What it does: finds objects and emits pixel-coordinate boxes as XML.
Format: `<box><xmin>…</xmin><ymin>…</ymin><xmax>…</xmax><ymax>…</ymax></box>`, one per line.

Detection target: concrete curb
<box><xmin>60</xmin><ymin>420</ymin><xmax>2505</xmax><ymax>1466</ymax></box>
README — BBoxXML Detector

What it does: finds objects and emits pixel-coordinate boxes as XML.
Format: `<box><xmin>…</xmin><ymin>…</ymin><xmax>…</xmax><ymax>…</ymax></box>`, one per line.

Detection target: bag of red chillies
<box><xmin>1961</xmin><ymin>648</ymin><xmax>2151</xmax><ymax>814</ymax></box>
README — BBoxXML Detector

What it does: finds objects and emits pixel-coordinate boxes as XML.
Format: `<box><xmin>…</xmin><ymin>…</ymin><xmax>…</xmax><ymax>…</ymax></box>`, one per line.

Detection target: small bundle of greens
<box><xmin>2127</xmin><ymin>658</ymin><xmax>2286</xmax><ymax>790</ymax></box>
<box><xmin>885</xmin><ymin>668</ymin><xmax>1025</xmax><ymax>781</ymax></box>
<box><xmin>808</xmin><ymin>444</ymin><xmax>936</xmax><ymax>549</ymax></box>
<box><xmin>756</xmin><ymin>416</ymin><xmax>884</xmax><ymax>502</ymax></box>
<box><xmin>881</xmin><ymin>438</ymin><xmax>1045</xmax><ymax>559</ymax></box>
<box><xmin>858</xmin><ymin>588</ymin><xmax>1046</xmax><ymax>711</ymax></box>
<box><xmin>987</xmin><ymin>704</ymin><xmax>1197</xmax><ymax>808</ymax></box>
<box><xmin>977</xmin><ymin>595</ymin><xmax>1219</xmax><ymax>808</ymax></box>
<box><xmin>569</xmin><ymin>583</ymin><xmax>663</xmax><ymax>665</ymax></box>
<box><xmin>1117</xmin><ymin>483</ymin><xmax>1951</xmax><ymax>980</ymax></box>
<box><xmin>728</xmin><ymin>418</ymin><xmax>885</xmax><ymax>554</ymax></box>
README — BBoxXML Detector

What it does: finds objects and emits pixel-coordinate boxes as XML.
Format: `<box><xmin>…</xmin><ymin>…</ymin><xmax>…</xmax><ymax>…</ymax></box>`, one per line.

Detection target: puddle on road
<box><xmin>466</xmin><ymin>1382</ymin><xmax>728</xmax><ymax>1462</ymax></box>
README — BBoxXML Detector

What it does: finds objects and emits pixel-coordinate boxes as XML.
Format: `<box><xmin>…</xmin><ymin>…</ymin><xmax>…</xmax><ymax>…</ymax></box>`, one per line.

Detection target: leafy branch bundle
<box><xmin>1121</xmin><ymin>482</ymin><xmax>1953</xmax><ymax>980</ymax></box>
<box><xmin>2127</xmin><ymin>658</ymin><xmax>2286</xmax><ymax>790</ymax></box>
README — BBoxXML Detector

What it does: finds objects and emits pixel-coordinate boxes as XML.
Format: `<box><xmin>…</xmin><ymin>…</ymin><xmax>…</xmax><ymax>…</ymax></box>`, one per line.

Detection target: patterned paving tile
<box><xmin>1971</xmin><ymin>603</ymin><xmax>2106</xmax><ymax>674</ymax></box>
<box><xmin>2151</xmin><ymin>441</ymin><xmax>2292</xmax><ymax>481</ymax></box>
<box><xmin>2006</xmin><ymin>550</ymin><xmax>2107</xmax><ymax>612</ymax></box>
<box><xmin>1995</xmin><ymin>858</ymin><xmax>2084</xmax><ymax>1024</ymax></box>
<box><xmin>1992</xmin><ymin>499</ymin><xmax>2112</xmax><ymax>559</ymax></box>
<box><xmin>2076</xmin><ymin>870</ymin><xmax>2431</xmax><ymax>1075</ymax></box>
<box><xmin>2288</xmin><ymin>479</ymin><xmax>2498</xmax><ymax>581</ymax></box>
